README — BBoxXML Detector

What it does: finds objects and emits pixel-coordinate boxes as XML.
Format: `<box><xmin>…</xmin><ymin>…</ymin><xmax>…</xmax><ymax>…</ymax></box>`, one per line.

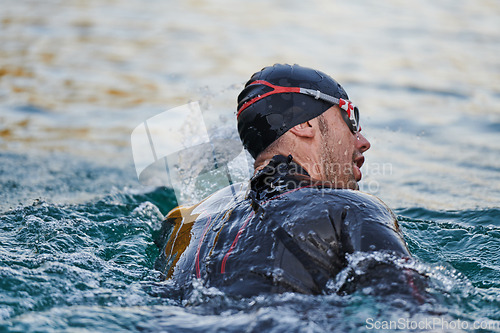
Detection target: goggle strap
<box><xmin>237</xmin><ymin>80</ymin><xmax>300</xmax><ymax>117</ymax></box>
<box><xmin>299</xmin><ymin>88</ymin><xmax>351</xmax><ymax>116</ymax></box>
<box><xmin>238</xmin><ymin>81</ymin><xmax>359</xmax><ymax>132</ymax></box>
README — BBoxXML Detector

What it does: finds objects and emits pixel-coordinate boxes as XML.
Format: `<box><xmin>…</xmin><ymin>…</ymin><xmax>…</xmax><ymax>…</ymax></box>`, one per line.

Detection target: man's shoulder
<box><xmin>265</xmin><ymin>186</ymin><xmax>396</xmax><ymax>218</ymax></box>
<box><xmin>274</xmin><ymin>186</ymin><xmax>388</xmax><ymax>205</ymax></box>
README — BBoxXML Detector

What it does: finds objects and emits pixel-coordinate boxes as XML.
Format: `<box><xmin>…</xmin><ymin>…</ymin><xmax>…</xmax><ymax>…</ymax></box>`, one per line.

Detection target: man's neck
<box><xmin>254</xmin><ymin>155</ymin><xmax>310</xmax><ymax>177</ymax></box>
<box><xmin>255</xmin><ymin>153</ymin><xmax>320</xmax><ymax>179</ymax></box>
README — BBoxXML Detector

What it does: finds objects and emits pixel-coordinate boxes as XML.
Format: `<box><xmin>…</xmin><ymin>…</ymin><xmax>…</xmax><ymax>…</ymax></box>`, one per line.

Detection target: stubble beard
<box><xmin>318</xmin><ymin>115</ymin><xmax>358</xmax><ymax>190</ymax></box>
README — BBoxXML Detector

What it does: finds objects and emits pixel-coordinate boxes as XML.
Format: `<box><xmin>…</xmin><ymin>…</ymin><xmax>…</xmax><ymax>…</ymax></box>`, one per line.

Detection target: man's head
<box><xmin>237</xmin><ymin>64</ymin><xmax>370</xmax><ymax>189</ymax></box>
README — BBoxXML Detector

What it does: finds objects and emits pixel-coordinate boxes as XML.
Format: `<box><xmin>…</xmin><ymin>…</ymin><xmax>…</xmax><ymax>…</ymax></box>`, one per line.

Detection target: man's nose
<box><xmin>356</xmin><ymin>132</ymin><xmax>371</xmax><ymax>153</ymax></box>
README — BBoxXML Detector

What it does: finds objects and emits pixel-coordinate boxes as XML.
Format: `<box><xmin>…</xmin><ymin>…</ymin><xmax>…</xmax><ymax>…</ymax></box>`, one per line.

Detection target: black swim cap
<box><xmin>237</xmin><ymin>64</ymin><xmax>349</xmax><ymax>159</ymax></box>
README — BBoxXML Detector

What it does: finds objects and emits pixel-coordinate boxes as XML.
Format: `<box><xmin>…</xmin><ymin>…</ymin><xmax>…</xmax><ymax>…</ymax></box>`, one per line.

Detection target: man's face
<box><xmin>317</xmin><ymin>106</ymin><xmax>371</xmax><ymax>189</ymax></box>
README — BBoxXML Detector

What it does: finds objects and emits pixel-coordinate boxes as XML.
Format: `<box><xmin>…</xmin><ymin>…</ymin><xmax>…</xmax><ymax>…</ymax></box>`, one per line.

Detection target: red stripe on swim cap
<box><xmin>236</xmin><ymin>80</ymin><xmax>300</xmax><ymax>119</ymax></box>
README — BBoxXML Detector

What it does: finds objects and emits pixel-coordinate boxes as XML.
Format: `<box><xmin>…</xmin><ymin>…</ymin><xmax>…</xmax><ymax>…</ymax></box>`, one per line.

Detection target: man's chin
<box><xmin>326</xmin><ymin>177</ymin><xmax>359</xmax><ymax>190</ymax></box>
<box><xmin>353</xmin><ymin>164</ymin><xmax>362</xmax><ymax>182</ymax></box>
<box><xmin>348</xmin><ymin>180</ymin><xmax>359</xmax><ymax>190</ymax></box>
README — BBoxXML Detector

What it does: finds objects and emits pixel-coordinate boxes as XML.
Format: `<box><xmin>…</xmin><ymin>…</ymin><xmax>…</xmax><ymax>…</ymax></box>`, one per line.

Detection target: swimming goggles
<box><xmin>237</xmin><ymin>80</ymin><xmax>360</xmax><ymax>133</ymax></box>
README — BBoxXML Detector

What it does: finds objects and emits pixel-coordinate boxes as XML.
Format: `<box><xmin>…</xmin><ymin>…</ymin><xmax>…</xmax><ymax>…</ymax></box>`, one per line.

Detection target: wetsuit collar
<box><xmin>259</xmin><ymin>154</ymin><xmax>310</xmax><ymax>177</ymax></box>
<box><xmin>249</xmin><ymin>155</ymin><xmax>310</xmax><ymax>205</ymax></box>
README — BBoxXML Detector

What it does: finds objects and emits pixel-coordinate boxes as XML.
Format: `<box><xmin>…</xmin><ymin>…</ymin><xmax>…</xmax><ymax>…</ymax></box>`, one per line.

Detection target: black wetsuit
<box><xmin>154</xmin><ymin>155</ymin><xmax>411</xmax><ymax>297</ymax></box>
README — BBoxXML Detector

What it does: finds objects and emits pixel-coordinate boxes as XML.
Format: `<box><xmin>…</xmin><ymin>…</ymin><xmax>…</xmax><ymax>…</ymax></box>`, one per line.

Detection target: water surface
<box><xmin>1</xmin><ymin>0</ymin><xmax>500</xmax><ymax>331</ymax></box>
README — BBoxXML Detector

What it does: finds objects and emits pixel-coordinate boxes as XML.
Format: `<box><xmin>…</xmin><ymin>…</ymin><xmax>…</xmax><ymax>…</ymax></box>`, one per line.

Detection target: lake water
<box><xmin>1</xmin><ymin>0</ymin><xmax>500</xmax><ymax>332</ymax></box>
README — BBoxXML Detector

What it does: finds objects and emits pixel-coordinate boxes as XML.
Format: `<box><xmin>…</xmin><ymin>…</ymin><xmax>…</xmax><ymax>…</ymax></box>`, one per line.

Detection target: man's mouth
<box><xmin>353</xmin><ymin>155</ymin><xmax>365</xmax><ymax>181</ymax></box>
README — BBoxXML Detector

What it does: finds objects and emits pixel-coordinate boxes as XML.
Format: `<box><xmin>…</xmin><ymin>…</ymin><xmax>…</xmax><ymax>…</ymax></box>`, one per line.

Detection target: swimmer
<box><xmin>154</xmin><ymin>64</ymin><xmax>415</xmax><ymax>297</ymax></box>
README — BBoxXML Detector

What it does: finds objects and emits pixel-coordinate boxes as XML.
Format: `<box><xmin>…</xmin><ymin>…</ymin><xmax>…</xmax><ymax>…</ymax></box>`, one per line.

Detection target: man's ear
<box><xmin>289</xmin><ymin>120</ymin><xmax>315</xmax><ymax>138</ymax></box>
